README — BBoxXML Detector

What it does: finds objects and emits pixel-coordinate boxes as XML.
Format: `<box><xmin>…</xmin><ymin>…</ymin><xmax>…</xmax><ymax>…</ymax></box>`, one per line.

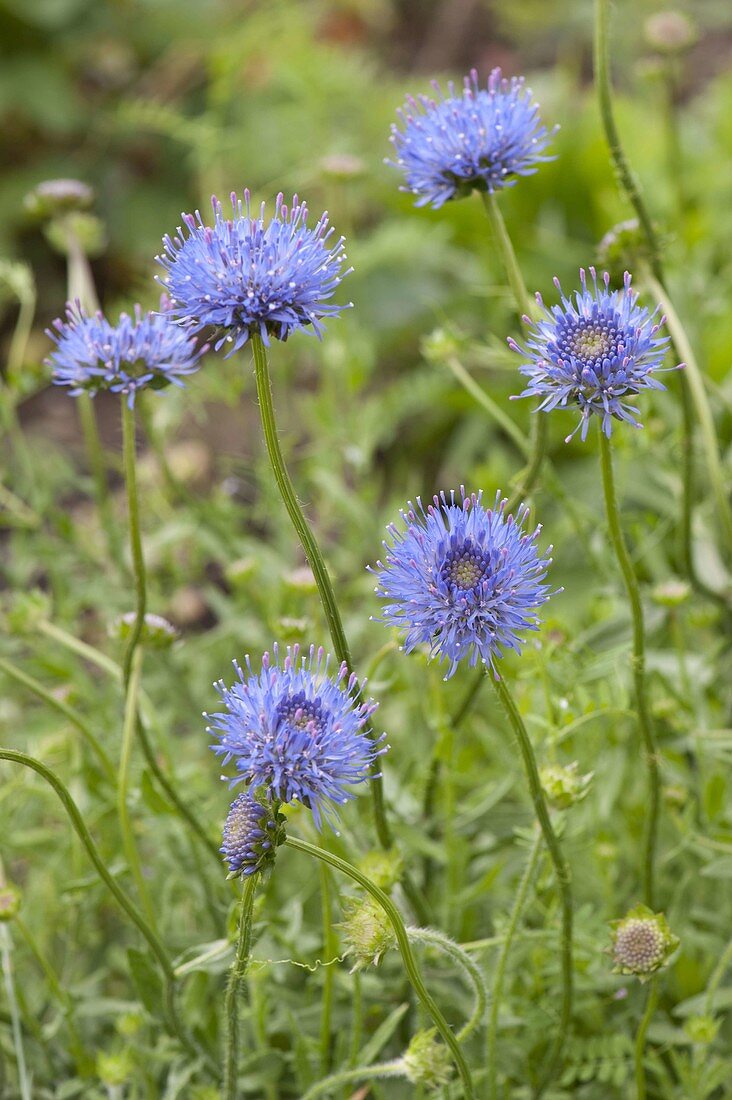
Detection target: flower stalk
<box><xmin>285</xmin><ymin>834</ymin><xmax>476</xmax><ymax>1099</ymax></box>
<box><xmin>223</xmin><ymin>875</ymin><xmax>258</xmax><ymax>1100</ymax></box>
<box><xmin>599</xmin><ymin>429</ymin><xmax>660</xmax><ymax>907</ymax></box>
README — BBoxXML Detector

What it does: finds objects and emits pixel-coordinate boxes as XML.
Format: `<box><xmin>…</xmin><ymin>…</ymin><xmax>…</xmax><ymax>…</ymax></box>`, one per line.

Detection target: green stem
<box><xmin>407</xmin><ymin>926</ymin><xmax>487</xmax><ymax>1042</ymax></box>
<box><xmin>480</xmin><ymin>192</ymin><xmax>547</xmax><ymax>510</ymax></box>
<box><xmin>445</xmin><ymin>354</ymin><xmax>530</xmax><ymax>456</ymax></box>
<box><xmin>487</xmin><ymin>828</ymin><xmax>543</xmax><ymax>1099</ymax></box>
<box><xmin>593</xmin><ymin>0</ymin><xmax>663</xmax><ymax>281</ymax></box>
<box><xmin>0</xmin><ymin>656</ymin><xmax>114</xmax><ymax>782</ymax></box>
<box><xmin>643</xmin><ymin>273</ymin><xmax>732</xmax><ymax>569</ymax></box>
<box><xmin>0</xmin><ymin>925</ymin><xmax>31</xmax><ymax>1100</ymax></box>
<box><xmin>319</xmin><ymin>863</ymin><xmax>336</xmax><ymax>1073</ymax></box>
<box><xmin>285</xmin><ymin>835</ymin><xmax>475</xmax><ymax>1099</ymax></box>
<box><xmin>36</xmin><ymin>620</ymin><xmax>222</xmax><ymax>870</ymax></box>
<box><xmin>301</xmin><ymin>1061</ymin><xmax>405</xmax><ymax>1099</ymax></box>
<box><xmin>0</xmin><ymin>749</ymin><xmax>196</xmax><ymax>1060</ymax></box>
<box><xmin>223</xmin><ymin>875</ymin><xmax>258</xmax><ymax>1100</ymax></box>
<box><xmin>599</xmin><ymin>429</ymin><xmax>660</xmax><ymax>908</ymax></box>
<box><xmin>490</xmin><ymin>674</ymin><xmax>573</xmax><ymax>1095</ymax></box>
<box><xmin>250</xmin><ymin>335</ymin><xmax>428</xmax><ymax>923</ymax></box>
<box><xmin>121</xmin><ymin>399</ymin><xmax>147</xmax><ymax>688</ymax></box>
<box><xmin>634</xmin><ymin>977</ymin><xmax>659</xmax><ymax>1100</ymax></box>
<box><xmin>14</xmin><ymin>915</ymin><xmax>92</xmax><ymax>1074</ymax></box>
<box><xmin>704</xmin><ymin>937</ymin><xmax>732</xmax><ymax>1018</ymax></box>
<box><xmin>118</xmin><ymin>646</ymin><xmax>156</xmax><ymax>928</ymax></box>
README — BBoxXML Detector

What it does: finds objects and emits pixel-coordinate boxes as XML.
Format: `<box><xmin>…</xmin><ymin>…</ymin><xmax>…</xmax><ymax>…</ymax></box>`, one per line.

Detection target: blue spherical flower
<box><xmin>510</xmin><ymin>268</ymin><xmax>677</xmax><ymax>441</ymax></box>
<box><xmin>46</xmin><ymin>296</ymin><xmax>203</xmax><ymax>406</ymax></box>
<box><xmin>221</xmin><ymin>791</ymin><xmax>283</xmax><ymax>878</ymax></box>
<box><xmin>206</xmin><ymin>644</ymin><xmax>385</xmax><ymax>830</ymax></box>
<box><xmin>389</xmin><ymin>68</ymin><xmax>555</xmax><ymax>210</ymax></box>
<box><xmin>157</xmin><ymin>191</ymin><xmax>352</xmax><ymax>353</ymax></box>
<box><xmin>371</xmin><ymin>489</ymin><xmax>554</xmax><ymax>678</ymax></box>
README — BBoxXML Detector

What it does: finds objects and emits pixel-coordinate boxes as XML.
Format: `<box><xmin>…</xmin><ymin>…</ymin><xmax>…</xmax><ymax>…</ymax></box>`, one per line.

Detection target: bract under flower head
<box><xmin>371</xmin><ymin>489</ymin><xmax>555</xmax><ymax>678</ymax></box>
<box><xmin>46</xmin><ymin>296</ymin><xmax>204</xmax><ymax>407</ymax></box>
<box><xmin>510</xmin><ymin>268</ymin><xmax>678</xmax><ymax>441</ymax></box>
<box><xmin>157</xmin><ymin>191</ymin><xmax>352</xmax><ymax>354</ymax></box>
<box><xmin>206</xmin><ymin>644</ymin><xmax>385</xmax><ymax>830</ymax></box>
<box><xmin>389</xmin><ymin>68</ymin><xmax>555</xmax><ymax>210</ymax></box>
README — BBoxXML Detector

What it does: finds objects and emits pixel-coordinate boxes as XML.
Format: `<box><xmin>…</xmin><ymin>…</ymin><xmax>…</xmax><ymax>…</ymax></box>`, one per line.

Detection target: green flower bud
<box><xmin>644</xmin><ymin>11</ymin><xmax>697</xmax><ymax>54</ymax></box>
<box><xmin>274</xmin><ymin>616</ymin><xmax>311</xmax><ymax>644</ymax></box>
<box><xmin>320</xmin><ymin>153</ymin><xmax>366</xmax><ymax>181</ymax></box>
<box><xmin>421</xmin><ymin>326</ymin><xmax>461</xmax><ymax>364</ymax></box>
<box><xmin>540</xmin><ymin>761</ymin><xmax>593</xmax><ymax>810</ymax></box>
<box><xmin>0</xmin><ymin>884</ymin><xmax>21</xmax><ymax>922</ymax></box>
<box><xmin>224</xmin><ymin>556</ymin><xmax>258</xmax><ymax>588</ymax></box>
<box><xmin>402</xmin><ymin>1029</ymin><xmax>454</xmax><ymax>1091</ymax></box>
<box><xmin>112</xmin><ymin>612</ymin><xmax>178</xmax><ymax>650</ymax></box>
<box><xmin>609</xmin><ymin>905</ymin><xmax>679</xmax><ymax>981</ymax></box>
<box><xmin>597</xmin><ymin>220</ymin><xmax>655</xmax><ymax>285</ymax></box>
<box><xmin>96</xmin><ymin>1050</ymin><xmax>134</xmax><ymax>1087</ymax></box>
<box><xmin>651</xmin><ymin>580</ymin><xmax>691</xmax><ymax>608</ymax></box>
<box><xmin>339</xmin><ymin>897</ymin><xmax>395</xmax><ymax>972</ymax></box>
<box><xmin>4</xmin><ymin>589</ymin><xmax>52</xmax><ymax>635</ymax></box>
<box><xmin>357</xmin><ymin>848</ymin><xmax>403</xmax><ymax>892</ymax></box>
<box><xmin>283</xmin><ymin>566</ymin><xmax>318</xmax><ymax>594</ymax></box>
<box><xmin>44</xmin><ymin>212</ymin><xmax>106</xmax><ymax>258</ymax></box>
<box><xmin>684</xmin><ymin>1014</ymin><xmax>719</xmax><ymax>1045</ymax></box>
<box><xmin>24</xmin><ymin>179</ymin><xmax>94</xmax><ymax>220</ymax></box>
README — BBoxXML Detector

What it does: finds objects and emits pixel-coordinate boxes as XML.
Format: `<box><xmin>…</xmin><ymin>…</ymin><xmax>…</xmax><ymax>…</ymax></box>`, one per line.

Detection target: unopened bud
<box><xmin>0</xmin><ymin>884</ymin><xmax>21</xmax><ymax>922</ymax></box>
<box><xmin>340</xmin><ymin>897</ymin><xmax>395</xmax><ymax>972</ymax></box>
<box><xmin>357</xmin><ymin>848</ymin><xmax>403</xmax><ymax>892</ymax></box>
<box><xmin>644</xmin><ymin>11</ymin><xmax>697</xmax><ymax>54</ymax></box>
<box><xmin>610</xmin><ymin>905</ymin><xmax>679</xmax><ymax>981</ymax></box>
<box><xmin>24</xmin><ymin>179</ymin><xmax>94</xmax><ymax>220</ymax></box>
<box><xmin>540</xmin><ymin>761</ymin><xmax>592</xmax><ymax>810</ymax></box>
<box><xmin>402</xmin><ymin>1029</ymin><xmax>454</xmax><ymax>1090</ymax></box>
<box><xmin>112</xmin><ymin>612</ymin><xmax>178</xmax><ymax>649</ymax></box>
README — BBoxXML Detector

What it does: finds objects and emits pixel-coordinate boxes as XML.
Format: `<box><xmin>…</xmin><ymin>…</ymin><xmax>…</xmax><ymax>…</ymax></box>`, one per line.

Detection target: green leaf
<box><xmin>127</xmin><ymin>948</ymin><xmax>164</xmax><ymax>1018</ymax></box>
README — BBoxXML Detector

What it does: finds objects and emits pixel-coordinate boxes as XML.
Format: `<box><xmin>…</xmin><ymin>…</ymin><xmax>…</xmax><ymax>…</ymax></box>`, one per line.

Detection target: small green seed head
<box><xmin>402</xmin><ymin>1029</ymin><xmax>454</xmax><ymax>1090</ymax></box>
<box><xmin>357</xmin><ymin>848</ymin><xmax>404</xmax><ymax>892</ymax></box>
<box><xmin>339</xmin><ymin>897</ymin><xmax>395</xmax><ymax>972</ymax></box>
<box><xmin>540</xmin><ymin>761</ymin><xmax>593</xmax><ymax>810</ymax></box>
<box><xmin>610</xmin><ymin>905</ymin><xmax>679</xmax><ymax>981</ymax></box>
<box><xmin>0</xmin><ymin>885</ymin><xmax>21</xmax><ymax>922</ymax></box>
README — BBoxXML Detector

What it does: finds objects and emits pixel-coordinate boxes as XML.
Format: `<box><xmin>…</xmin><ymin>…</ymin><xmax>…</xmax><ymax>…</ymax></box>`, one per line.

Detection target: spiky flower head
<box><xmin>610</xmin><ymin>905</ymin><xmax>679</xmax><ymax>981</ymax></box>
<box><xmin>221</xmin><ymin>791</ymin><xmax>284</xmax><ymax>878</ymax></box>
<box><xmin>157</xmin><ymin>191</ymin><xmax>351</xmax><ymax>353</ymax></box>
<box><xmin>510</xmin><ymin>268</ymin><xmax>677</xmax><ymax>442</ymax></box>
<box><xmin>389</xmin><ymin>68</ymin><xmax>555</xmax><ymax>210</ymax></box>
<box><xmin>540</xmin><ymin>761</ymin><xmax>593</xmax><ymax>810</ymax></box>
<box><xmin>371</xmin><ymin>489</ymin><xmax>555</xmax><ymax>678</ymax></box>
<box><xmin>402</xmin><ymin>1030</ymin><xmax>454</xmax><ymax>1090</ymax></box>
<box><xmin>340</xmin><ymin>896</ymin><xmax>396</xmax><ymax>972</ymax></box>
<box><xmin>24</xmin><ymin>178</ymin><xmax>94</xmax><ymax>219</ymax></box>
<box><xmin>206</xmin><ymin>644</ymin><xmax>385</xmax><ymax>830</ymax></box>
<box><xmin>46</xmin><ymin>296</ymin><xmax>204</xmax><ymax>407</ymax></box>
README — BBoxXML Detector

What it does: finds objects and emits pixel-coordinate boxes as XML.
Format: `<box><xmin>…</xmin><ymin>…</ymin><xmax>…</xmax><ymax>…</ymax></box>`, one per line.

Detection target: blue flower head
<box><xmin>389</xmin><ymin>68</ymin><xmax>555</xmax><ymax>209</ymax></box>
<box><xmin>510</xmin><ymin>268</ymin><xmax>678</xmax><ymax>441</ymax></box>
<box><xmin>206</xmin><ymin>644</ymin><xmax>385</xmax><ymax>830</ymax></box>
<box><xmin>371</xmin><ymin>489</ymin><xmax>555</xmax><ymax>678</ymax></box>
<box><xmin>46</xmin><ymin>296</ymin><xmax>204</xmax><ymax>406</ymax></box>
<box><xmin>221</xmin><ymin>791</ymin><xmax>284</xmax><ymax>878</ymax></box>
<box><xmin>157</xmin><ymin>191</ymin><xmax>352</xmax><ymax>354</ymax></box>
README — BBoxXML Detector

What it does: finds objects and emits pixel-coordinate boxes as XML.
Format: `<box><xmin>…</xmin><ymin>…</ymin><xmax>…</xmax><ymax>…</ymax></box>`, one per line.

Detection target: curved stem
<box><xmin>480</xmin><ymin>193</ymin><xmax>547</xmax><ymax>510</ymax></box>
<box><xmin>118</xmin><ymin>646</ymin><xmax>156</xmax><ymax>928</ymax></box>
<box><xmin>285</xmin><ymin>835</ymin><xmax>476</xmax><ymax>1099</ymax></box>
<box><xmin>407</xmin><ymin>926</ymin><xmax>487</xmax><ymax>1042</ymax></box>
<box><xmin>445</xmin><ymin>354</ymin><xmax>530</xmax><ymax>457</ymax></box>
<box><xmin>223</xmin><ymin>875</ymin><xmax>257</xmax><ymax>1100</ymax></box>
<box><xmin>634</xmin><ymin>977</ymin><xmax>659</xmax><ymax>1100</ymax></box>
<box><xmin>599</xmin><ymin>430</ymin><xmax>660</xmax><ymax>907</ymax></box>
<box><xmin>0</xmin><ymin>656</ymin><xmax>114</xmax><ymax>782</ymax></box>
<box><xmin>487</xmin><ymin>828</ymin><xmax>543</xmax><ymax>1099</ymax></box>
<box><xmin>593</xmin><ymin>0</ymin><xmax>663</xmax><ymax>281</ymax></box>
<box><xmin>490</xmin><ymin>675</ymin><xmax>573</xmax><ymax>1095</ymax></box>
<box><xmin>250</xmin><ymin>335</ymin><xmax>428</xmax><ymax>923</ymax></box>
<box><xmin>301</xmin><ymin>1061</ymin><xmax>405</xmax><ymax>1099</ymax></box>
<box><xmin>643</xmin><ymin>274</ymin><xmax>732</xmax><ymax>568</ymax></box>
<box><xmin>121</xmin><ymin>399</ymin><xmax>147</xmax><ymax>689</ymax></box>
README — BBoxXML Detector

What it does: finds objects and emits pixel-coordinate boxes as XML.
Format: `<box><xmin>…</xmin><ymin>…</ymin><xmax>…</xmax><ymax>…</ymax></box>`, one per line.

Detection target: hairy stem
<box><xmin>118</xmin><ymin>646</ymin><xmax>156</xmax><ymax>927</ymax></box>
<box><xmin>634</xmin><ymin>977</ymin><xmax>659</xmax><ymax>1100</ymax></box>
<box><xmin>285</xmin><ymin>835</ymin><xmax>475</xmax><ymax>1099</ymax></box>
<box><xmin>301</xmin><ymin>1061</ymin><xmax>405</xmax><ymax>1099</ymax></box>
<box><xmin>223</xmin><ymin>875</ymin><xmax>258</xmax><ymax>1100</ymax></box>
<box><xmin>250</xmin><ymin>334</ymin><xmax>428</xmax><ymax>923</ymax></box>
<box><xmin>487</xmin><ymin>828</ymin><xmax>543</xmax><ymax>1098</ymax></box>
<box><xmin>407</xmin><ymin>926</ymin><xmax>488</xmax><ymax>1042</ymax></box>
<box><xmin>121</xmin><ymin>399</ymin><xmax>147</xmax><ymax>688</ymax></box>
<box><xmin>490</xmin><ymin>674</ymin><xmax>573</xmax><ymax>1095</ymax></box>
<box><xmin>599</xmin><ymin>430</ymin><xmax>660</xmax><ymax>908</ymax></box>
<box><xmin>319</xmin><ymin>863</ymin><xmax>337</xmax><ymax>1073</ymax></box>
<box><xmin>0</xmin><ymin>925</ymin><xmax>31</xmax><ymax>1100</ymax></box>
